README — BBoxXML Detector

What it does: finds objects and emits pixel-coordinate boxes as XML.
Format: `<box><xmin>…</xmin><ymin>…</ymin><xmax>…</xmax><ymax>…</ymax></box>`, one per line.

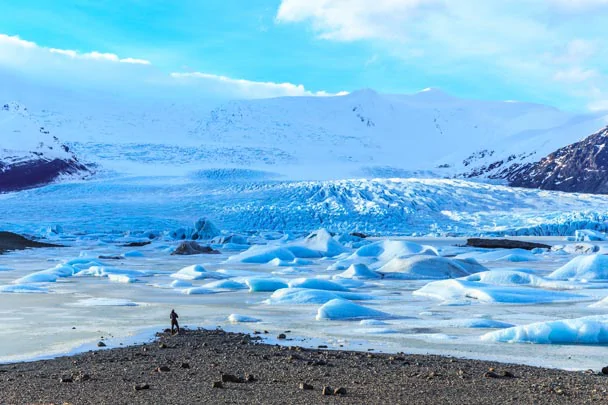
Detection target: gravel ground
<box><xmin>1</xmin><ymin>328</ymin><xmax>607</xmax><ymax>404</ymax></box>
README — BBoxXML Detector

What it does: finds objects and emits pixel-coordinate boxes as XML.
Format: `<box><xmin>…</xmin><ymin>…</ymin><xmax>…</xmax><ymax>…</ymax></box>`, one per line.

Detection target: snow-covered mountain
<box><xmin>4</xmin><ymin>85</ymin><xmax>608</xmax><ymax>187</ymax></box>
<box><xmin>505</xmin><ymin>126</ymin><xmax>608</xmax><ymax>193</ymax></box>
<box><xmin>194</xmin><ymin>88</ymin><xmax>608</xmax><ymax>180</ymax></box>
<box><xmin>0</xmin><ymin>102</ymin><xmax>88</xmax><ymax>192</ymax></box>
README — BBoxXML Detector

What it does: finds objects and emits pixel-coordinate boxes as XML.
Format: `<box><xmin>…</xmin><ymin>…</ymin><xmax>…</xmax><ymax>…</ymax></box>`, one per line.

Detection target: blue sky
<box><xmin>0</xmin><ymin>0</ymin><xmax>607</xmax><ymax>111</ymax></box>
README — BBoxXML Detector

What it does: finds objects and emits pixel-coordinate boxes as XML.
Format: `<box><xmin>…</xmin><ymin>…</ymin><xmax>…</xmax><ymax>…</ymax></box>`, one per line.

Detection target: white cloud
<box><xmin>553</xmin><ymin>67</ymin><xmax>598</xmax><ymax>83</ymax></box>
<box><xmin>170</xmin><ymin>72</ymin><xmax>348</xmax><ymax>98</ymax></box>
<box><xmin>277</xmin><ymin>0</ymin><xmax>442</xmax><ymax>41</ymax></box>
<box><xmin>0</xmin><ymin>33</ymin><xmax>341</xmax><ymax>100</ymax></box>
<box><xmin>276</xmin><ymin>0</ymin><xmax>608</xmax><ymax>111</ymax></box>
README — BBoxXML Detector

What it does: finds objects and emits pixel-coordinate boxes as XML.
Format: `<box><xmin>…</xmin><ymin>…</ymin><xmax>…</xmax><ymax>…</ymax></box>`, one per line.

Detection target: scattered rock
<box><xmin>466</xmin><ymin>238</ymin><xmax>550</xmax><ymax>250</ymax></box>
<box><xmin>171</xmin><ymin>241</ymin><xmax>220</xmax><ymax>256</ymax></box>
<box><xmin>300</xmin><ymin>382</ymin><xmax>314</xmax><ymax>390</ymax></box>
<box><xmin>98</xmin><ymin>255</ymin><xmax>123</xmax><ymax>260</ymax></box>
<box><xmin>322</xmin><ymin>386</ymin><xmax>334</xmax><ymax>396</ymax></box>
<box><xmin>134</xmin><ymin>383</ymin><xmax>150</xmax><ymax>391</ymax></box>
<box><xmin>334</xmin><ymin>387</ymin><xmax>347</xmax><ymax>395</ymax></box>
<box><xmin>122</xmin><ymin>241</ymin><xmax>151</xmax><ymax>247</ymax></box>
<box><xmin>97</xmin><ymin>341</ymin><xmax>106</xmax><ymax>347</ymax></box>
<box><xmin>277</xmin><ymin>333</ymin><xmax>287</xmax><ymax>340</ymax></box>
<box><xmin>212</xmin><ymin>381</ymin><xmax>223</xmax><ymax>389</ymax></box>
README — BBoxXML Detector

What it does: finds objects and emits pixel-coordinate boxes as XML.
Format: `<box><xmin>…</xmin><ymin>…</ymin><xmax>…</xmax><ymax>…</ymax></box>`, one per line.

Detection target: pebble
<box><xmin>221</xmin><ymin>374</ymin><xmax>244</xmax><ymax>383</ymax></box>
<box><xmin>300</xmin><ymin>382</ymin><xmax>314</xmax><ymax>390</ymax></box>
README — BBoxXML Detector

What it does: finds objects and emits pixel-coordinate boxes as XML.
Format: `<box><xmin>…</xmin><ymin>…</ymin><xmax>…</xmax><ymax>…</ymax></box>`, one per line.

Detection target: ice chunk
<box><xmin>183</xmin><ymin>287</ymin><xmax>216</xmax><ymax>295</ymax></box>
<box><xmin>456</xmin><ymin>249</ymin><xmax>538</xmax><ymax>263</ymax></box>
<box><xmin>203</xmin><ymin>279</ymin><xmax>247</xmax><ymax>290</ymax></box>
<box><xmin>334</xmin><ymin>264</ymin><xmax>381</xmax><ymax>280</ymax></box>
<box><xmin>548</xmin><ymin>254</ymin><xmax>608</xmax><ymax>281</ymax></box>
<box><xmin>193</xmin><ymin>217</ymin><xmax>221</xmax><ymax>240</ymax></box>
<box><xmin>290</xmin><ymin>229</ymin><xmax>347</xmax><ymax>257</ymax></box>
<box><xmin>379</xmin><ymin>256</ymin><xmax>484</xmax><ymax>280</ymax></box>
<box><xmin>123</xmin><ymin>250</ymin><xmax>144</xmax><ymax>258</ymax></box>
<box><xmin>481</xmin><ymin>315</ymin><xmax>608</xmax><ymax>344</ymax></box>
<box><xmin>464</xmin><ymin>270</ymin><xmax>572</xmax><ymax>289</ymax></box>
<box><xmin>0</xmin><ymin>284</ymin><xmax>49</xmax><ymax>293</ymax></box>
<box><xmin>267</xmin><ymin>288</ymin><xmax>372</xmax><ymax>304</ymax></box>
<box><xmin>226</xmin><ymin>246</ymin><xmax>296</xmax><ymax>264</ymax></box>
<box><xmin>14</xmin><ymin>264</ymin><xmax>76</xmax><ymax>284</ymax></box>
<box><xmin>171</xmin><ymin>264</ymin><xmax>218</xmax><ymax>280</ymax></box>
<box><xmin>413</xmin><ymin>279</ymin><xmax>583</xmax><ymax>304</ymax></box>
<box><xmin>170</xmin><ymin>280</ymin><xmax>192</xmax><ymax>288</ymax></box>
<box><xmin>72</xmin><ymin>298</ymin><xmax>139</xmax><ymax>307</ymax></box>
<box><xmin>359</xmin><ymin>319</ymin><xmax>389</xmax><ymax>326</ymax></box>
<box><xmin>316</xmin><ymin>299</ymin><xmax>391</xmax><ymax>321</ymax></box>
<box><xmin>268</xmin><ymin>257</ymin><xmax>313</xmax><ymax>267</ymax></box>
<box><xmin>228</xmin><ymin>314</ymin><xmax>261</xmax><ymax>323</ymax></box>
<box><xmin>288</xmin><ymin>278</ymin><xmax>349</xmax><ymax>291</ymax></box>
<box><xmin>330</xmin><ymin>240</ymin><xmax>437</xmax><ymax>270</ymax></box>
<box><xmin>246</xmin><ymin>278</ymin><xmax>288</xmax><ymax>292</ymax></box>
<box><xmin>574</xmin><ymin>229</ymin><xmax>607</xmax><ymax>242</ymax></box>
<box><xmin>212</xmin><ymin>234</ymin><xmax>248</xmax><ymax>245</ymax></box>
<box><xmin>107</xmin><ymin>274</ymin><xmax>137</xmax><ymax>283</ymax></box>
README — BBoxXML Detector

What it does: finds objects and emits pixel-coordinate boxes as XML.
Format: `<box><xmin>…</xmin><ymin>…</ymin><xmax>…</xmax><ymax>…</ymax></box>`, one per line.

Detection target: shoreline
<box><xmin>1</xmin><ymin>328</ymin><xmax>607</xmax><ymax>404</ymax></box>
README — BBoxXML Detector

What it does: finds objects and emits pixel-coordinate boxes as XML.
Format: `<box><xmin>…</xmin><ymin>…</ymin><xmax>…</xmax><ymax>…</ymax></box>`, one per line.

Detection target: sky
<box><xmin>0</xmin><ymin>0</ymin><xmax>607</xmax><ymax>111</ymax></box>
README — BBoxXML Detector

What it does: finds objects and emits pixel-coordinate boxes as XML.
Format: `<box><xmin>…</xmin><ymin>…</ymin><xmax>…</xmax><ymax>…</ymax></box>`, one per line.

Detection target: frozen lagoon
<box><xmin>3</xmin><ymin>235</ymin><xmax>608</xmax><ymax>371</ymax></box>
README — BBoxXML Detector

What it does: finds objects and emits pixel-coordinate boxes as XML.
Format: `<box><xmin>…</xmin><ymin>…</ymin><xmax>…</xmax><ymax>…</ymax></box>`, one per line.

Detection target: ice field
<box><xmin>3</xmin><ymin>180</ymin><xmax>608</xmax><ymax>370</ymax></box>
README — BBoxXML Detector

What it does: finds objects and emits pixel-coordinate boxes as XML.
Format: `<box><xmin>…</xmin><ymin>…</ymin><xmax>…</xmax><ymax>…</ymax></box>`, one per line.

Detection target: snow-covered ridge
<box><xmin>0</xmin><ymin>101</ymin><xmax>88</xmax><ymax>192</ymax></box>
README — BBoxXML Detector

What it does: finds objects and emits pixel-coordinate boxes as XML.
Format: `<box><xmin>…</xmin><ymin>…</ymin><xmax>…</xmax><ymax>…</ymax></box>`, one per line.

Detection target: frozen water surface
<box><xmin>2</xmin><ymin>236</ymin><xmax>608</xmax><ymax>370</ymax></box>
<box><xmin>2</xmin><ymin>177</ymin><xmax>608</xmax><ymax>369</ymax></box>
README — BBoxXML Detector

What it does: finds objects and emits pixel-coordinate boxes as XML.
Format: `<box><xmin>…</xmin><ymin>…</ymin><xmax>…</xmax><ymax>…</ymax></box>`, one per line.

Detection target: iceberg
<box><xmin>481</xmin><ymin>315</ymin><xmax>608</xmax><ymax>344</ymax></box>
<box><xmin>316</xmin><ymin>299</ymin><xmax>392</xmax><ymax>320</ymax></box>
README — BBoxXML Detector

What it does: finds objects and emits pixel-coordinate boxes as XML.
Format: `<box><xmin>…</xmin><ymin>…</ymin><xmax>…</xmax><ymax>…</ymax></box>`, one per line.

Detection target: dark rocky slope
<box><xmin>506</xmin><ymin>126</ymin><xmax>608</xmax><ymax>193</ymax></box>
<box><xmin>0</xmin><ymin>102</ymin><xmax>89</xmax><ymax>193</ymax></box>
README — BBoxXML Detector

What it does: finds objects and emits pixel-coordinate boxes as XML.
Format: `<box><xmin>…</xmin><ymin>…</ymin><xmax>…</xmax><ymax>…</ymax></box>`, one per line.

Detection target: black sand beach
<box><xmin>1</xmin><ymin>328</ymin><xmax>607</xmax><ymax>404</ymax></box>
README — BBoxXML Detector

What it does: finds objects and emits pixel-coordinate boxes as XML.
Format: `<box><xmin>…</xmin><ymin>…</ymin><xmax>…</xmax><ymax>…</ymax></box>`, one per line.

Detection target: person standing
<box><xmin>170</xmin><ymin>309</ymin><xmax>180</xmax><ymax>335</ymax></box>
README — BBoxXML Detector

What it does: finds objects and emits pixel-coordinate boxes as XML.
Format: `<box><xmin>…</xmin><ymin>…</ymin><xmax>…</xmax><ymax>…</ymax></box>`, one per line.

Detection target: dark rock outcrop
<box><xmin>0</xmin><ymin>158</ymin><xmax>88</xmax><ymax>193</ymax></box>
<box><xmin>465</xmin><ymin>238</ymin><xmax>550</xmax><ymax>250</ymax></box>
<box><xmin>506</xmin><ymin>126</ymin><xmax>608</xmax><ymax>194</ymax></box>
<box><xmin>0</xmin><ymin>231</ymin><xmax>62</xmax><ymax>254</ymax></box>
<box><xmin>171</xmin><ymin>241</ymin><xmax>220</xmax><ymax>255</ymax></box>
